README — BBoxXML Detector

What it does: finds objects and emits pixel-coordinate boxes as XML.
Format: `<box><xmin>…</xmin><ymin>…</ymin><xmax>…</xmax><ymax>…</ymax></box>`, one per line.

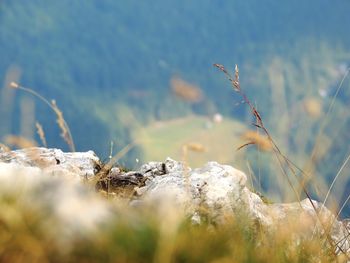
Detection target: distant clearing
<box><xmin>135</xmin><ymin>115</ymin><xmax>248</xmax><ymax>168</ymax></box>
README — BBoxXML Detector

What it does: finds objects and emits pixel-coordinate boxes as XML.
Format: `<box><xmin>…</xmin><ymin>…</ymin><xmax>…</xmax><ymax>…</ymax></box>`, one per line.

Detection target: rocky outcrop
<box><xmin>0</xmin><ymin>147</ymin><xmax>101</xmax><ymax>179</ymax></box>
<box><xmin>134</xmin><ymin>158</ymin><xmax>350</xmax><ymax>254</ymax></box>
<box><xmin>0</xmin><ymin>147</ymin><xmax>349</xmax><ymax>255</ymax></box>
<box><xmin>0</xmin><ymin>161</ymin><xmax>111</xmax><ymax>249</ymax></box>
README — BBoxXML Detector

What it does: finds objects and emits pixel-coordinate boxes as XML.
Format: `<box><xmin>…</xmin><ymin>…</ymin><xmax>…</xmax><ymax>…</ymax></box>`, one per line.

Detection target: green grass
<box><xmin>135</xmin><ymin>115</ymin><xmax>248</xmax><ymax>168</ymax></box>
<box><xmin>2</xmin><ymin>56</ymin><xmax>349</xmax><ymax>262</ymax></box>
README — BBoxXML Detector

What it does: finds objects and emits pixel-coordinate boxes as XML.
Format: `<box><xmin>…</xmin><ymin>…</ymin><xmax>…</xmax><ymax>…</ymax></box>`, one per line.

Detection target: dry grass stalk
<box><xmin>181</xmin><ymin>142</ymin><xmax>206</xmax><ymax>164</ymax></box>
<box><xmin>185</xmin><ymin>142</ymin><xmax>206</xmax><ymax>153</ymax></box>
<box><xmin>94</xmin><ymin>141</ymin><xmax>137</xmax><ymax>187</ymax></box>
<box><xmin>309</xmin><ymin>67</ymin><xmax>350</xmax><ymax>164</ymax></box>
<box><xmin>302</xmin><ymin>67</ymin><xmax>350</xmax><ymax>192</ymax></box>
<box><xmin>109</xmin><ymin>141</ymin><xmax>114</xmax><ymax>159</ymax></box>
<box><xmin>10</xmin><ymin>81</ymin><xmax>19</xmax><ymax>89</ymax></box>
<box><xmin>214</xmin><ymin>63</ymin><xmax>349</xmax><ymax>258</ymax></box>
<box><xmin>0</xmin><ymin>72</ymin><xmax>19</xmax><ymax>137</ymax></box>
<box><xmin>4</xmin><ymin>135</ymin><xmax>37</xmax><ymax>148</ymax></box>
<box><xmin>241</xmin><ymin>130</ymin><xmax>273</xmax><ymax>152</ymax></box>
<box><xmin>51</xmin><ymin>99</ymin><xmax>74</xmax><ymax>151</ymax></box>
<box><xmin>35</xmin><ymin>122</ymin><xmax>47</xmax><ymax>148</ymax></box>
<box><xmin>0</xmin><ymin>143</ymin><xmax>11</xmax><ymax>152</ymax></box>
<box><xmin>171</xmin><ymin>77</ymin><xmax>203</xmax><ymax>103</ymax></box>
<box><xmin>9</xmin><ymin>82</ymin><xmax>75</xmax><ymax>151</ymax></box>
<box><xmin>326</xmin><ymin>153</ymin><xmax>350</xmax><ymax>220</ymax></box>
<box><xmin>93</xmin><ymin>141</ymin><xmax>140</xmax><ymax>201</ymax></box>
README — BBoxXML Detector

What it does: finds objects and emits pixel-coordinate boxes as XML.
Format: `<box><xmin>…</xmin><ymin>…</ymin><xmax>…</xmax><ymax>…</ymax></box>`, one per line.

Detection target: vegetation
<box><xmin>1</xmin><ymin>2</ymin><xmax>349</xmax><ymax>200</ymax></box>
<box><xmin>135</xmin><ymin>115</ymin><xmax>247</xmax><ymax>168</ymax></box>
<box><xmin>1</xmin><ymin>2</ymin><xmax>350</xmax><ymax>261</ymax></box>
<box><xmin>0</xmin><ymin>194</ymin><xmax>340</xmax><ymax>263</ymax></box>
<box><xmin>1</xmin><ymin>62</ymin><xmax>349</xmax><ymax>262</ymax></box>
<box><xmin>0</xmin><ymin>1</ymin><xmax>349</xmax><ymax>155</ymax></box>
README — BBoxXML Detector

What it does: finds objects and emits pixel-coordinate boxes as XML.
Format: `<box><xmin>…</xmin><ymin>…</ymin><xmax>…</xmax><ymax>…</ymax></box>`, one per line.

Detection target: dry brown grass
<box><xmin>35</xmin><ymin>122</ymin><xmax>47</xmax><ymax>148</ymax></box>
<box><xmin>4</xmin><ymin>135</ymin><xmax>37</xmax><ymax>148</ymax></box>
<box><xmin>0</xmin><ymin>143</ymin><xmax>11</xmax><ymax>152</ymax></box>
<box><xmin>10</xmin><ymin>82</ymin><xmax>75</xmax><ymax>151</ymax></box>
<box><xmin>171</xmin><ymin>76</ymin><xmax>203</xmax><ymax>103</ymax></box>
<box><xmin>214</xmin><ymin>63</ymin><xmax>349</xmax><ymax>259</ymax></box>
<box><xmin>51</xmin><ymin>99</ymin><xmax>74</xmax><ymax>150</ymax></box>
<box><xmin>241</xmin><ymin>130</ymin><xmax>273</xmax><ymax>152</ymax></box>
<box><xmin>181</xmin><ymin>142</ymin><xmax>207</xmax><ymax>168</ymax></box>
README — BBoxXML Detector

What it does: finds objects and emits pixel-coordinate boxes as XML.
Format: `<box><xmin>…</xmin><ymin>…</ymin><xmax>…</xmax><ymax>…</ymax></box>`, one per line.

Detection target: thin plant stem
<box><xmin>309</xmin><ymin>68</ymin><xmax>350</xmax><ymax>164</ymax></box>
<box><xmin>96</xmin><ymin>141</ymin><xmax>137</xmax><ymax>180</ymax></box>
<box><xmin>214</xmin><ymin>63</ymin><xmax>348</xmax><ymax>257</ymax></box>
<box><xmin>11</xmin><ymin>83</ymin><xmax>76</xmax><ymax>151</ymax></box>
<box><xmin>323</xmin><ymin>152</ymin><xmax>350</xmax><ymax>211</ymax></box>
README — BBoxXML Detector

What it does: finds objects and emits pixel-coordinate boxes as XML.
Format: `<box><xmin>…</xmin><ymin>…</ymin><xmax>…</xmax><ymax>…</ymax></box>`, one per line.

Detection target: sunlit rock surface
<box><xmin>0</xmin><ymin>162</ymin><xmax>111</xmax><ymax>251</ymax></box>
<box><xmin>0</xmin><ymin>148</ymin><xmax>349</xmax><ymax>254</ymax></box>
<box><xmin>0</xmin><ymin>147</ymin><xmax>100</xmax><ymax>179</ymax></box>
<box><xmin>136</xmin><ymin>158</ymin><xmax>350</xmax><ymax>253</ymax></box>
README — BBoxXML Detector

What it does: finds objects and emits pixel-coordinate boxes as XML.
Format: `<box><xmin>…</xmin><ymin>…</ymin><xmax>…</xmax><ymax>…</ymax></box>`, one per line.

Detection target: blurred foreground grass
<box><xmin>0</xmin><ymin>170</ymin><xmax>339</xmax><ymax>263</ymax></box>
<box><xmin>0</xmin><ymin>201</ymin><xmax>337</xmax><ymax>263</ymax></box>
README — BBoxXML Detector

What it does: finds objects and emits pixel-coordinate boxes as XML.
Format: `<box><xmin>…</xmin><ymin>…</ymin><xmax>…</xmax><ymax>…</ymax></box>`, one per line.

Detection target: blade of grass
<box><xmin>214</xmin><ymin>63</ymin><xmax>348</xmax><ymax>257</ymax></box>
<box><xmin>323</xmin><ymin>152</ymin><xmax>350</xmax><ymax>211</ymax></box>
<box><xmin>10</xmin><ymin>82</ymin><xmax>75</xmax><ymax>152</ymax></box>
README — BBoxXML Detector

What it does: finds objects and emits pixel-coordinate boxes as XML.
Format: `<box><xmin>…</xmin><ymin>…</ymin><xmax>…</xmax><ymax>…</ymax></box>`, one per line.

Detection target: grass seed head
<box><xmin>10</xmin><ymin>82</ymin><xmax>19</xmax><ymax>89</ymax></box>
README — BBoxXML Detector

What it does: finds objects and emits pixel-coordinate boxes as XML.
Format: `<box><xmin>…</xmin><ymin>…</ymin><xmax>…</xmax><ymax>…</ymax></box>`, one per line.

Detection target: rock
<box><xmin>134</xmin><ymin>158</ymin><xmax>350</xmax><ymax>254</ymax></box>
<box><xmin>0</xmin><ymin>161</ymin><xmax>111</xmax><ymax>248</ymax></box>
<box><xmin>0</xmin><ymin>147</ymin><xmax>108</xmax><ymax>245</ymax></box>
<box><xmin>0</xmin><ymin>147</ymin><xmax>101</xmax><ymax>179</ymax></box>
<box><xmin>0</xmin><ymin>148</ymin><xmax>349</xmax><ymax>255</ymax></box>
<box><xmin>97</xmin><ymin>168</ymin><xmax>146</xmax><ymax>198</ymax></box>
<box><xmin>135</xmin><ymin>159</ymin><xmax>247</xmax><ymax>220</ymax></box>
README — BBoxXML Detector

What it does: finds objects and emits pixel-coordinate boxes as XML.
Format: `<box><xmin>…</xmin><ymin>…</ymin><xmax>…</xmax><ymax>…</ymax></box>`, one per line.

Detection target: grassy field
<box><xmin>135</xmin><ymin>115</ymin><xmax>249</xmax><ymax>169</ymax></box>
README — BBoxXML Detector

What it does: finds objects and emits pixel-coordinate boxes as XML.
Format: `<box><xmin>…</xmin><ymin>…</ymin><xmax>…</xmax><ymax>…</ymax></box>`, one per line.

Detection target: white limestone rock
<box><xmin>0</xmin><ymin>161</ymin><xmax>111</xmax><ymax>248</ymax></box>
<box><xmin>137</xmin><ymin>158</ymin><xmax>251</xmax><ymax>221</ymax></box>
<box><xmin>136</xmin><ymin>158</ymin><xmax>350</xmax><ymax>254</ymax></box>
<box><xmin>0</xmin><ymin>147</ymin><xmax>101</xmax><ymax>179</ymax></box>
<box><xmin>0</xmin><ymin>148</ymin><xmax>349</xmax><ymax>255</ymax></box>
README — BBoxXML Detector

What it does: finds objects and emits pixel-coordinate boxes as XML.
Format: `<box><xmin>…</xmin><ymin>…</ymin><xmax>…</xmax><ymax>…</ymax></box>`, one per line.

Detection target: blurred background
<box><xmin>0</xmin><ymin>1</ymin><xmax>350</xmax><ymax>214</ymax></box>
